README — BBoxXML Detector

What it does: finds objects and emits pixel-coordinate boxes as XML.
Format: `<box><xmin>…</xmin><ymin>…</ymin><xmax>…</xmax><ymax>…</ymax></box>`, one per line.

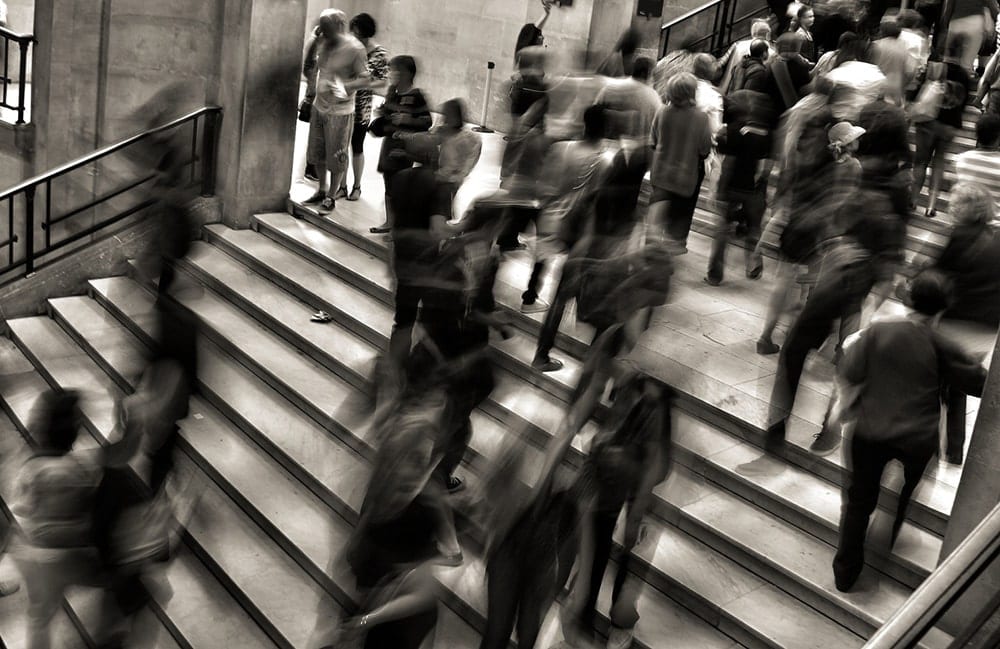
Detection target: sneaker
<box><xmin>532</xmin><ymin>356</ymin><xmax>564</xmax><ymax>372</ymax></box>
<box><xmin>303</xmin><ymin>190</ymin><xmax>326</xmax><ymax>205</ymax></box>
<box><xmin>333</xmin><ymin>186</ymin><xmax>348</xmax><ymax>200</ymax></box>
<box><xmin>520</xmin><ymin>299</ymin><xmax>549</xmax><ymax>314</ymax></box>
<box><xmin>304</xmin><ymin>163</ymin><xmax>318</xmax><ymax>182</ymax></box>
<box><xmin>318</xmin><ymin>196</ymin><xmax>335</xmax><ymax>213</ymax></box>
<box><xmin>756</xmin><ymin>338</ymin><xmax>780</xmax><ymax>355</ymax></box>
<box><xmin>809</xmin><ymin>425</ymin><xmax>841</xmax><ymax>456</ymax></box>
<box><xmin>446</xmin><ymin>476</ymin><xmax>465</xmax><ymax>493</ymax></box>
<box><xmin>369</xmin><ymin>223</ymin><xmax>391</xmax><ymax>234</ymax></box>
<box><xmin>0</xmin><ymin>581</ymin><xmax>19</xmax><ymax>597</ymax></box>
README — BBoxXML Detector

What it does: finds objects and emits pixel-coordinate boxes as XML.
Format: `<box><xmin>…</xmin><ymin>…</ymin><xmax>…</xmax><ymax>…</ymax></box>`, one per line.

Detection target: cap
<box><xmin>828</xmin><ymin>122</ymin><xmax>866</xmax><ymax>146</ymax></box>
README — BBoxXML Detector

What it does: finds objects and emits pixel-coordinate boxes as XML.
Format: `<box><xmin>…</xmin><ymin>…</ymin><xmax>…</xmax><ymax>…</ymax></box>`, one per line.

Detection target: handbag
<box><xmin>909</xmin><ymin>62</ymin><xmax>946</xmax><ymax>123</ymax></box>
<box><xmin>297</xmin><ymin>99</ymin><xmax>312</xmax><ymax>123</ymax></box>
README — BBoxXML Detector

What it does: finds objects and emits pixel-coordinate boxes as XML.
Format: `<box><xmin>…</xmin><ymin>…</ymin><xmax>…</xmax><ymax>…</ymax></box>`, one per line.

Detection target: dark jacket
<box><xmin>937</xmin><ymin>222</ymin><xmax>1000</xmax><ymax>326</ymax></box>
<box><xmin>734</xmin><ymin>57</ymin><xmax>769</xmax><ymax>94</ymax></box>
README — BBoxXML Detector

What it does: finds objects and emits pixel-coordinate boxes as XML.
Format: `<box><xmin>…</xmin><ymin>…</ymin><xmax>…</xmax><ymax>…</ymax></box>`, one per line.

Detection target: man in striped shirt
<box><xmin>954</xmin><ymin>113</ymin><xmax>1000</xmax><ymax>216</ymax></box>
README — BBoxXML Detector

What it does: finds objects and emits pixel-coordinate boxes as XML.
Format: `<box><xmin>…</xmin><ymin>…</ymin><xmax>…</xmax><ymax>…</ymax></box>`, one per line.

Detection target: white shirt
<box><xmin>955</xmin><ymin>149</ymin><xmax>1000</xmax><ymax>216</ymax></box>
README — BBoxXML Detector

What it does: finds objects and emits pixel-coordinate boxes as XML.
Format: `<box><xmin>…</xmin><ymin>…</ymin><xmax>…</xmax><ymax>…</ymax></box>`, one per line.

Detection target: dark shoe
<box><xmin>756</xmin><ymin>338</ymin><xmax>780</xmax><ymax>355</ymax></box>
<box><xmin>532</xmin><ymin>355</ymin><xmax>564</xmax><ymax>372</ymax></box>
<box><xmin>704</xmin><ymin>275</ymin><xmax>722</xmax><ymax>287</ymax></box>
<box><xmin>834</xmin><ymin>567</ymin><xmax>862</xmax><ymax>593</ymax></box>
<box><xmin>333</xmin><ymin>186</ymin><xmax>348</xmax><ymax>200</ymax></box>
<box><xmin>809</xmin><ymin>425</ymin><xmax>841</xmax><ymax>456</ymax></box>
<box><xmin>304</xmin><ymin>164</ymin><xmax>319</xmax><ymax>182</ymax></box>
<box><xmin>303</xmin><ymin>190</ymin><xmax>326</xmax><ymax>205</ymax></box>
<box><xmin>746</xmin><ymin>263</ymin><xmax>763</xmax><ymax>280</ymax></box>
<box><xmin>764</xmin><ymin>420</ymin><xmax>786</xmax><ymax>452</ymax></box>
<box><xmin>370</xmin><ymin>223</ymin><xmax>391</xmax><ymax>234</ymax></box>
<box><xmin>945</xmin><ymin>450</ymin><xmax>964</xmax><ymax>466</ymax></box>
<box><xmin>348</xmin><ymin>186</ymin><xmax>362</xmax><ymax>201</ymax></box>
<box><xmin>446</xmin><ymin>476</ymin><xmax>465</xmax><ymax>493</ymax></box>
<box><xmin>318</xmin><ymin>196</ymin><xmax>335</xmax><ymax>213</ymax></box>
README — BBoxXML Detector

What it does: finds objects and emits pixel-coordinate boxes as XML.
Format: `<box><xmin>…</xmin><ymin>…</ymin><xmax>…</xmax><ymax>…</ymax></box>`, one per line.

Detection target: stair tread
<box><xmin>6</xmin><ymin>317</ymin><xmax>124</xmax><ymax>442</ymax></box>
<box><xmin>49</xmin><ymin>295</ymin><xmax>149</xmax><ymax>381</ymax></box>
<box><xmin>93</xmin><ymin>282</ymin><xmax>741</xmax><ymax>649</ymax></box>
<box><xmin>0</xmin><ymin>336</ymin><xmax>274</xmax><ymax>649</ymax></box>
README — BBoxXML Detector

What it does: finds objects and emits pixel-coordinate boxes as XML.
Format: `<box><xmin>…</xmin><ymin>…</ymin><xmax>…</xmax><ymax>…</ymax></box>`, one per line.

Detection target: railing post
<box><xmin>24</xmin><ymin>186</ymin><xmax>35</xmax><ymax>275</ymax></box>
<box><xmin>200</xmin><ymin>109</ymin><xmax>220</xmax><ymax>197</ymax></box>
<box><xmin>16</xmin><ymin>39</ymin><xmax>28</xmax><ymax>125</ymax></box>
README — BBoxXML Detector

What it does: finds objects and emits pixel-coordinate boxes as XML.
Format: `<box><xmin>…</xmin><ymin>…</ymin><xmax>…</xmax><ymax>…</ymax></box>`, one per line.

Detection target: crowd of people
<box><xmin>298</xmin><ymin>0</ymin><xmax>999</xmax><ymax>645</ymax></box>
<box><xmin>4</xmin><ymin>0</ymin><xmax>1000</xmax><ymax>647</ymax></box>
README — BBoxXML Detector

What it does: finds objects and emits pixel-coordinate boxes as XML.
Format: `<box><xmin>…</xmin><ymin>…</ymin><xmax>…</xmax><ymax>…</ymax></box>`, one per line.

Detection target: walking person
<box><xmin>648</xmin><ymin>73</ymin><xmax>714</xmax><ymax>252</ymax></box>
<box><xmin>830</xmin><ymin>270</ymin><xmax>987</xmax><ymax>592</ymax></box>
<box><xmin>302</xmin><ymin>9</ymin><xmax>370</xmax><ymax>214</ymax></box>
<box><xmin>332</xmin><ymin>13</ymin><xmax>389</xmax><ymax>202</ymax></box>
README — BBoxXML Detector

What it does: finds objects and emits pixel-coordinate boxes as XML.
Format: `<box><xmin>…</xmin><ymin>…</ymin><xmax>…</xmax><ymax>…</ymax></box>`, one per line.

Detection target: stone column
<box><xmin>213</xmin><ymin>0</ymin><xmax>307</xmax><ymax>228</ymax></box>
<box><xmin>938</xmin><ymin>334</ymin><xmax>1000</xmax><ymax>634</ymax></box>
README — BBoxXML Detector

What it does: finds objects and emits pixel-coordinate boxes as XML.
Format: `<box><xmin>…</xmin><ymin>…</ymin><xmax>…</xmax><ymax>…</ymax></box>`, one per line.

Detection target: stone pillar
<box><xmin>213</xmin><ymin>0</ymin><xmax>307</xmax><ymax>228</ymax></box>
<box><xmin>938</xmin><ymin>334</ymin><xmax>1000</xmax><ymax>633</ymax></box>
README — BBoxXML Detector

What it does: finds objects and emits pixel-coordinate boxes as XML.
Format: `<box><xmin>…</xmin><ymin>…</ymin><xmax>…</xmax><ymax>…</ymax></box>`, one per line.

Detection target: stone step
<box><xmin>111</xmin><ymin>251</ymin><xmax>915</xmax><ymax>643</ymax></box>
<box><xmin>248</xmin><ymin>212</ymin><xmax>954</xmax><ymax>537</ymax></box>
<box><xmin>81</xmin><ymin>280</ymin><xmax>740</xmax><ymax>649</ymax></box>
<box><xmin>0</xmin><ymin>324</ymin><xmax>278</xmax><ymax>649</ymax></box>
<box><xmin>187</xmin><ymin>229</ymin><xmax>939</xmax><ymax>585</ymax></box>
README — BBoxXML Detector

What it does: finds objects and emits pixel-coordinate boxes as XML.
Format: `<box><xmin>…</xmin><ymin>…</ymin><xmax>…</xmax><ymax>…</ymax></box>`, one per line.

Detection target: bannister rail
<box><xmin>659</xmin><ymin>0</ymin><xmax>771</xmax><ymax>58</ymax></box>
<box><xmin>0</xmin><ymin>25</ymin><xmax>34</xmax><ymax>125</ymax></box>
<box><xmin>863</xmin><ymin>500</ymin><xmax>1000</xmax><ymax>648</ymax></box>
<box><xmin>0</xmin><ymin>105</ymin><xmax>222</xmax><ymax>281</ymax></box>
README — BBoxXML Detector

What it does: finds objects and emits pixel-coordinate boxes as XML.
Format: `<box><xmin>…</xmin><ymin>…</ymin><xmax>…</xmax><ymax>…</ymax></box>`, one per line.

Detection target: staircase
<box><xmin>0</xmin><ymin>164</ymin><xmax>974</xmax><ymax>647</ymax></box>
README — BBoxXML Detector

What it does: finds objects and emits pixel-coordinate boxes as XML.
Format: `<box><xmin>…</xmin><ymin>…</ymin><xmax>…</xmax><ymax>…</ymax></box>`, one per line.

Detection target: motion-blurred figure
<box><xmin>11</xmin><ymin>391</ymin><xmax>103</xmax><ymax>649</ymax></box>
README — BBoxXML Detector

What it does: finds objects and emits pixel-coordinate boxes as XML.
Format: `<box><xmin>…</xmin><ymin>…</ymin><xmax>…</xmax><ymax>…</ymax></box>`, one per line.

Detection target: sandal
<box><xmin>369</xmin><ymin>224</ymin><xmax>391</xmax><ymax>234</ymax></box>
<box><xmin>347</xmin><ymin>186</ymin><xmax>362</xmax><ymax>201</ymax></box>
<box><xmin>318</xmin><ymin>196</ymin><xmax>335</xmax><ymax>213</ymax></box>
<box><xmin>333</xmin><ymin>186</ymin><xmax>348</xmax><ymax>200</ymax></box>
<box><xmin>310</xmin><ymin>310</ymin><xmax>333</xmax><ymax>323</ymax></box>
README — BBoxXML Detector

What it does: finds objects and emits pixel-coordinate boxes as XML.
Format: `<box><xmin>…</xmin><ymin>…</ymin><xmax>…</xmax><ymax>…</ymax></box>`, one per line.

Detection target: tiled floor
<box><xmin>288</xmin><ymin>109</ymin><xmax>994</xmax><ymax>503</ymax></box>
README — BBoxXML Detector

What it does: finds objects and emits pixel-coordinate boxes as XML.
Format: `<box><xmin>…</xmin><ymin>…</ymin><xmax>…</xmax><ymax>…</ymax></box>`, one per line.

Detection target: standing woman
<box><xmin>516</xmin><ymin>0</ymin><xmax>554</xmax><ymax>62</ymax></box>
<box><xmin>795</xmin><ymin>4</ymin><xmax>818</xmax><ymax>61</ymax></box>
<box><xmin>334</xmin><ymin>13</ymin><xmax>389</xmax><ymax>202</ymax></box>
<box><xmin>648</xmin><ymin>73</ymin><xmax>714</xmax><ymax>252</ymax></box>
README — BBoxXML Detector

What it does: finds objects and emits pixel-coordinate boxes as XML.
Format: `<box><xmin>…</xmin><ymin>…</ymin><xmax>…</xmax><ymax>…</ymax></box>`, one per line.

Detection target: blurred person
<box><xmin>718</xmin><ymin>20</ymin><xmax>776</xmax><ymax>93</ymax></box>
<box><xmin>339</xmin><ymin>413</ymin><xmax>447</xmax><ymax>649</ymax></box>
<box><xmin>769</xmin><ymin>0</ymin><xmax>795</xmax><ymax>33</ymax></box>
<box><xmin>561</xmin><ymin>375</ymin><xmax>673</xmax><ymax>647</ymax></box>
<box><xmin>811</xmin><ymin>30</ymin><xmax>863</xmax><ymax>77</ymax></box>
<box><xmin>648</xmin><ymin>73</ymin><xmax>714</xmax><ymax>251</ymax></box>
<box><xmin>830</xmin><ymin>270</ymin><xmax>987</xmax><ymax>592</ymax></box>
<box><xmin>856</xmin><ymin>100</ymin><xmax>913</xmax><ymax>214</ymax></box>
<box><xmin>652</xmin><ymin>37</ymin><xmax>699</xmax><ymax>101</ymax></box>
<box><xmin>532</xmin><ymin>110</ymin><xmax>654</xmax><ymax>371</ymax></box>
<box><xmin>301</xmin><ymin>21</ymin><xmax>322</xmax><ymax>182</ymax></box>
<box><xmin>941</xmin><ymin>0</ymin><xmax>999</xmax><ymax>73</ymax></box>
<box><xmin>11</xmin><ymin>391</ymin><xmax>104</xmax><ymax>649</ymax></box>
<box><xmin>811</xmin><ymin>0</ymin><xmax>861</xmax><ymax>57</ymax></box>
<box><xmin>705</xmin><ymin>90</ymin><xmax>777</xmax><ymax>286</ymax></box>
<box><xmin>795</xmin><ymin>4</ymin><xmax>818</xmax><ymax>61</ymax></box>
<box><xmin>368</xmin><ymin>55</ymin><xmax>432</xmax><ymax>234</ymax></box>
<box><xmin>519</xmin><ymin>105</ymin><xmax>613</xmax><ymax>315</ymax></box>
<box><xmin>515</xmin><ymin>0</ymin><xmax>554</xmax><ymax>63</ymax></box>
<box><xmin>332</xmin><ymin>13</ymin><xmax>389</xmax><ymax>202</ymax></box>
<box><xmin>596</xmin><ymin>27</ymin><xmax>642</xmax><ymax>77</ymax></box>
<box><xmin>924</xmin><ymin>183</ymin><xmax>1000</xmax><ymax>463</ymax></box>
<box><xmin>765</xmin><ymin>32</ymin><xmax>814</xmax><ymax>113</ymax></box>
<box><xmin>302</xmin><ymin>9</ymin><xmax>369</xmax><ymax>214</ymax></box>
<box><xmin>911</xmin><ymin>41</ymin><xmax>970</xmax><ymax>217</ymax></box>
<box><xmin>823</xmin><ymin>37</ymin><xmax>888</xmax><ymax>123</ymax></box>
<box><xmin>595</xmin><ymin>56</ymin><xmax>662</xmax><ymax>144</ymax></box>
<box><xmin>976</xmin><ymin>45</ymin><xmax>1000</xmax><ymax>113</ymax></box>
<box><xmin>729</xmin><ymin>40</ymin><xmax>772</xmax><ymax>94</ymax></box>
<box><xmin>897</xmin><ymin>10</ymin><xmax>931</xmax><ymax>80</ymax></box>
<box><xmin>393</xmin><ymin>98</ymin><xmax>483</xmax><ymax>215</ymax></box>
<box><xmin>871</xmin><ymin>20</ymin><xmax>919</xmax><ymax>105</ymax></box>
<box><xmin>954</xmin><ymin>113</ymin><xmax>1000</xmax><ymax>213</ymax></box>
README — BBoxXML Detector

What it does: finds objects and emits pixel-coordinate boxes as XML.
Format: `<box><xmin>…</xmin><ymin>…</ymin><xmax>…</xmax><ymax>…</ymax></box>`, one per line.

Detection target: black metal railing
<box><xmin>0</xmin><ymin>106</ymin><xmax>221</xmax><ymax>280</ymax></box>
<box><xmin>864</xmin><ymin>499</ymin><xmax>1000</xmax><ymax>648</ymax></box>
<box><xmin>0</xmin><ymin>25</ymin><xmax>34</xmax><ymax>125</ymax></box>
<box><xmin>659</xmin><ymin>0</ymin><xmax>771</xmax><ymax>58</ymax></box>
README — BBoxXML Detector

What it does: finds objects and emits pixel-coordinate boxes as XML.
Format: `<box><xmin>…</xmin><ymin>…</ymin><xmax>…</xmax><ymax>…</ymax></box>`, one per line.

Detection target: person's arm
<box><xmin>368</xmin><ymin>48</ymin><xmax>390</xmax><ymax>94</ymax></box>
<box><xmin>391</xmin><ymin>89</ymin><xmax>434</xmax><ymax>130</ymax></box>
<box><xmin>935</xmin><ymin>332</ymin><xmax>989</xmax><ymax>398</ymax></box>
<box><xmin>303</xmin><ymin>36</ymin><xmax>320</xmax><ymax>99</ymax></box>
<box><xmin>977</xmin><ymin>50</ymin><xmax>1000</xmax><ymax>105</ymax></box>
<box><xmin>536</xmin><ymin>0</ymin><xmax>554</xmax><ymax>31</ymax></box>
<box><xmin>341</xmin><ymin>48</ymin><xmax>371</xmax><ymax>93</ymax></box>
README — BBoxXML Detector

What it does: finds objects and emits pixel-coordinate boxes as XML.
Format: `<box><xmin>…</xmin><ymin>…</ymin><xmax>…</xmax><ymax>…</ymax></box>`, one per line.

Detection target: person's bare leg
<box><xmin>352</xmin><ymin>153</ymin><xmax>365</xmax><ymax>191</ymax></box>
<box><xmin>759</xmin><ymin>260</ymin><xmax>794</xmax><ymax>353</ymax></box>
<box><xmin>315</xmin><ymin>162</ymin><xmax>329</xmax><ymax>194</ymax></box>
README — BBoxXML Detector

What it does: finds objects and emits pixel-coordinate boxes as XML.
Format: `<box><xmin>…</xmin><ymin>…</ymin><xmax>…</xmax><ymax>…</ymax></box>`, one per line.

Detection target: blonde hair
<box><xmin>666</xmin><ymin>72</ymin><xmax>698</xmax><ymax>107</ymax></box>
<box><xmin>950</xmin><ymin>182</ymin><xmax>994</xmax><ymax>226</ymax></box>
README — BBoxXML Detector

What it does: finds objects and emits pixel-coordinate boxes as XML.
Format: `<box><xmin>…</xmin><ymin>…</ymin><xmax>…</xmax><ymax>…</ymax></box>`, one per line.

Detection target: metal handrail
<box><xmin>0</xmin><ymin>25</ymin><xmax>35</xmax><ymax>125</ymax></box>
<box><xmin>0</xmin><ymin>105</ymin><xmax>222</xmax><ymax>280</ymax></box>
<box><xmin>659</xmin><ymin>0</ymin><xmax>770</xmax><ymax>57</ymax></box>
<box><xmin>864</xmin><ymin>500</ymin><xmax>1000</xmax><ymax>648</ymax></box>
